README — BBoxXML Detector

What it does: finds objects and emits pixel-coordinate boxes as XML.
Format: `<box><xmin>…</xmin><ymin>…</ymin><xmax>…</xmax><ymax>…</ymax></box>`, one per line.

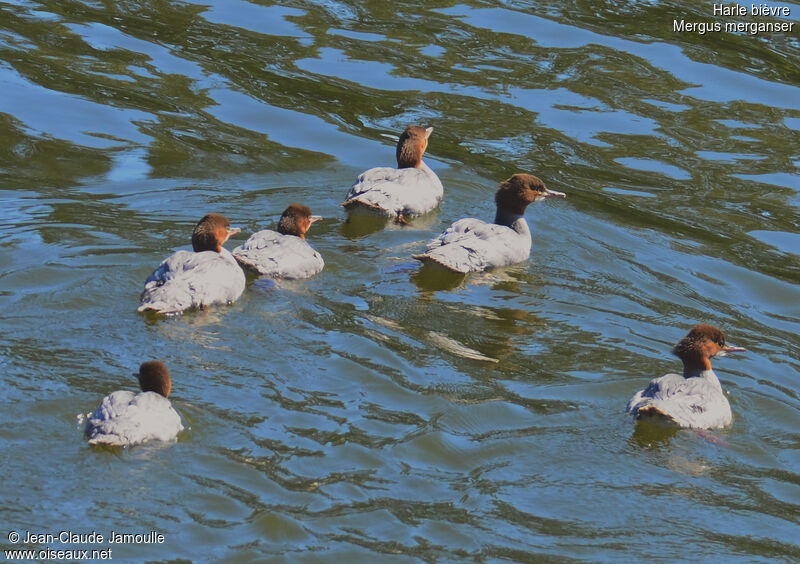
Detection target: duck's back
<box><xmin>232</xmin><ymin>230</ymin><xmax>324</xmax><ymax>279</ymax></box>
<box><xmin>414</xmin><ymin>218</ymin><xmax>532</xmax><ymax>274</ymax></box>
<box><xmin>627</xmin><ymin>371</ymin><xmax>732</xmax><ymax>429</ymax></box>
<box><xmin>86</xmin><ymin>390</ymin><xmax>184</xmax><ymax>446</ymax></box>
<box><xmin>138</xmin><ymin>249</ymin><xmax>245</xmax><ymax>314</ymax></box>
<box><xmin>344</xmin><ymin>164</ymin><xmax>443</xmax><ymax>217</ymax></box>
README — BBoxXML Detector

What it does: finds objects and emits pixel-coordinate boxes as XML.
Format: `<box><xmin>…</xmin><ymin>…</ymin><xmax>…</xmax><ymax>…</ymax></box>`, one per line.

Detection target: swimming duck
<box><xmin>232</xmin><ymin>204</ymin><xmax>324</xmax><ymax>279</ymax></box>
<box><xmin>138</xmin><ymin>213</ymin><xmax>246</xmax><ymax>315</ymax></box>
<box><xmin>86</xmin><ymin>361</ymin><xmax>184</xmax><ymax>446</ymax></box>
<box><xmin>343</xmin><ymin>125</ymin><xmax>443</xmax><ymax>221</ymax></box>
<box><xmin>413</xmin><ymin>174</ymin><xmax>565</xmax><ymax>273</ymax></box>
<box><xmin>627</xmin><ymin>324</ymin><xmax>746</xmax><ymax>429</ymax></box>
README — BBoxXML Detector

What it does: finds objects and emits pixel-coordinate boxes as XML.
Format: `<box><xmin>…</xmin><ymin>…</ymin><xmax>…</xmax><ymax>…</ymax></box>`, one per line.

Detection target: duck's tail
<box><xmin>341</xmin><ymin>198</ymin><xmax>393</xmax><ymax>216</ymax></box>
<box><xmin>412</xmin><ymin>253</ymin><xmax>469</xmax><ymax>274</ymax></box>
<box><xmin>137</xmin><ymin>302</ymin><xmax>183</xmax><ymax>316</ymax></box>
<box><xmin>633</xmin><ymin>405</ymin><xmax>677</xmax><ymax>425</ymax></box>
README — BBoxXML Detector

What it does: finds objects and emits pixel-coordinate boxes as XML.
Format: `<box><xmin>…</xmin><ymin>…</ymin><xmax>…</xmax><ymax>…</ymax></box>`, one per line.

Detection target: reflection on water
<box><xmin>629</xmin><ymin>420</ymin><xmax>682</xmax><ymax>450</ymax></box>
<box><xmin>340</xmin><ymin>214</ymin><xmax>397</xmax><ymax>239</ymax></box>
<box><xmin>1</xmin><ymin>0</ymin><xmax>799</xmax><ymax>561</ymax></box>
<box><xmin>411</xmin><ymin>264</ymin><xmax>468</xmax><ymax>292</ymax></box>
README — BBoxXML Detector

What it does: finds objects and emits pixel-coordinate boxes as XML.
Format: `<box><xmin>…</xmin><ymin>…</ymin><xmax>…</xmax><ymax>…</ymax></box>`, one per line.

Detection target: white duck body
<box><xmin>232</xmin><ymin>230</ymin><xmax>324</xmax><ymax>279</ymax></box>
<box><xmin>344</xmin><ymin>161</ymin><xmax>443</xmax><ymax>217</ymax></box>
<box><xmin>627</xmin><ymin>369</ymin><xmax>732</xmax><ymax>429</ymax></box>
<box><xmin>86</xmin><ymin>390</ymin><xmax>184</xmax><ymax>446</ymax></box>
<box><xmin>415</xmin><ymin>213</ymin><xmax>532</xmax><ymax>274</ymax></box>
<box><xmin>138</xmin><ymin>248</ymin><xmax>246</xmax><ymax>314</ymax></box>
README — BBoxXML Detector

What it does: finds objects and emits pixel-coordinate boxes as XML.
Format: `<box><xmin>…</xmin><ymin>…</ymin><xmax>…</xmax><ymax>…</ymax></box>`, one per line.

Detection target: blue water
<box><xmin>1</xmin><ymin>1</ymin><xmax>799</xmax><ymax>561</ymax></box>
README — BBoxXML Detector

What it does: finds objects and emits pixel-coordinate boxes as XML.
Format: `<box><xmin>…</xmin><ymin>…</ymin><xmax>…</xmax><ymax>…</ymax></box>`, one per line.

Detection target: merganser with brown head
<box><xmin>86</xmin><ymin>361</ymin><xmax>184</xmax><ymax>446</ymax></box>
<box><xmin>413</xmin><ymin>173</ymin><xmax>565</xmax><ymax>273</ymax></box>
<box><xmin>138</xmin><ymin>213</ymin><xmax>245</xmax><ymax>315</ymax></box>
<box><xmin>343</xmin><ymin>125</ymin><xmax>443</xmax><ymax>221</ymax></box>
<box><xmin>233</xmin><ymin>204</ymin><xmax>324</xmax><ymax>279</ymax></box>
<box><xmin>627</xmin><ymin>324</ymin><xmax>746</xmax><ymax>429</ymax></box>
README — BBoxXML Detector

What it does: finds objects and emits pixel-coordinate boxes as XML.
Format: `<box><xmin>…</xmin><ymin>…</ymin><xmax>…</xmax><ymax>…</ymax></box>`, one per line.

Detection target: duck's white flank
<box><xmin>345</xmin><ymin>162</ymin><xmax>443</xmax><ymax>217</ymax></box>
<box><xmin>138</xmin><ymin>248</ymin><xmax>245</xmax><ymax>314</ymax></box>
<box><xmin>627</xmin><ymin>369</ymin><xmax>732</xmax><ymax>429</ymax></box>
<box><xmin>86</xmin><ymin>390</ymin><xmax>184</xmax><ymax>446</ymax></box>
<box><xmin>233</xmin><ymin>230</ymin><xmax>324</xmax><ymax>279</ymax></box>
<box><xmin>415</xmin><ymin>215</ymin><xmax>532</xmax><ymax>274</ymax></box>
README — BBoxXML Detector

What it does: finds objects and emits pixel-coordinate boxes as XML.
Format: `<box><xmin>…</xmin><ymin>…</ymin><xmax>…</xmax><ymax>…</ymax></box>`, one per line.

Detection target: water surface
<box><xmin>1</xmin><ymin>0</ymin><xmax>799</xmax><ymax>561</ymax></box>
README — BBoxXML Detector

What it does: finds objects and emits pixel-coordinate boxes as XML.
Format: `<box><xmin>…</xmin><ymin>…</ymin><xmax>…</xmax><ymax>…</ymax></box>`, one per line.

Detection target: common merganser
<box><xmin>86</xmin><ymin>361</ymin><xmax>184</xmax><ymax>446</ymax></box>
<box><xmin>413</xmin><ymin>174</ymin><xmax>565</xmax><ymax>273</ymax></box>
<box><xmin>627</xmin><ymin>324</ymin><xmax>746</xmax><ymax>429</ymax></box>
<box><xmin>232</xmin><ymin>204</ymin><xmax>324</xmax><ymax>279</ymax></box>
<box><xmin>343</xmin><ymin>125</ymin><xmax>443</xmax><ymax>221</ymax></box>
<box><xmin>138</xmin><ymin>213</ymin><xmax>245</xmax><ymax>315</ymax></box>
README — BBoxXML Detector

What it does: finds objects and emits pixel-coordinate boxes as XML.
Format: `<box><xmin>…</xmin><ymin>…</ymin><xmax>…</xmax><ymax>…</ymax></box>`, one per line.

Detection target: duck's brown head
<box><xmin>136</xmin><ymin>360</ymin><xmax>172</xmax><ymax>398</ymax></box>
<box><xmin>493</xmin><ymin>173</ymin><xmax>565</xmax><ymax>222</ymax></box>
<box><xmin>191</xmin><ymin>213</ymin><xmax>240</xmax><ymax>253</ymax></box>
<box><xmin>672</xmin><ymin>324</ymin><xmax>745</xmax><ymax>373</ymax></box>
<box><xmin>396</xmin><ymin>125</ymin><xmax>433</xmax><ymax>169</ymax></box>
<box><xmin>277</xmin><ymin>204</ymin><xmax>322</xmax><ymax>239</ymax></box>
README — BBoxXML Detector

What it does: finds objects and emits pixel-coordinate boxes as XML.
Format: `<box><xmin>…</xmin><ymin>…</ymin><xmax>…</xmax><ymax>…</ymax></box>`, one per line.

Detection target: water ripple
<box><xmin>1</xmin><ymin>0</ymin><xmax>798</xmax><ymax>561</ymax></box>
